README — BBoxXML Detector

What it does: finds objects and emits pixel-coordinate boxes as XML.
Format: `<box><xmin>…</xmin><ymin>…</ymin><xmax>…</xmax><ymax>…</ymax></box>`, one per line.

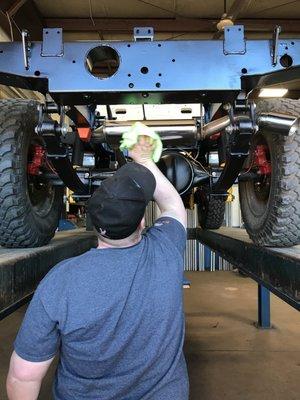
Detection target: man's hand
<box><xmin>128</xmin><ymin>135</ymin><xmax>155</xmax><ymax>165</ymax></box>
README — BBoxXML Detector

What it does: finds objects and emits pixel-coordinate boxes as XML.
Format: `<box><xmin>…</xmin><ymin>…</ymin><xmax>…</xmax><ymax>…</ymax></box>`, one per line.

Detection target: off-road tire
<box><xmin>239</xmin><ymin>98</ymin><xmax>300</xmax><ymax>247</ymax></box>
<box><xmin>0</xmin><ymin>99</ymin><xmax>63</xmax><ymax>248</ymax></box>
<box><xmin>196</xmin><ymin>191</ymin><xmax>226</xmax><ymax>229</ymax></box>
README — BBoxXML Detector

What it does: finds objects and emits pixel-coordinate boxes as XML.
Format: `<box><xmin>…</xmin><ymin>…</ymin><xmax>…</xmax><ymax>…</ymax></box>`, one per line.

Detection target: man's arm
<box><xmin>7</xmin><ymin>284</ymin><xmax>60</xmax><ymax>400</ymax></box>
<box><xmin>6</xmin><ymin>351</ymin><xmax>54</xmax><ymax>400</ymax></box>
<box><xmin>129</xmin><ymin>136</ymin><xmax>187</xmax><ymax>228</ymax></box>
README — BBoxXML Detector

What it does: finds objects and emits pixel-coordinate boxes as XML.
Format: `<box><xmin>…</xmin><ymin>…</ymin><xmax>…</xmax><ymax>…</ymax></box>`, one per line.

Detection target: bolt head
<box><xmin>225</xmin><ymin>126</ymin><xmax>233</xmax><ymax>134</ymax></box>
<box><xmin>61</xmin><ymin>124</ymin><xmax>68</xmax><ymax>135</ymax></box>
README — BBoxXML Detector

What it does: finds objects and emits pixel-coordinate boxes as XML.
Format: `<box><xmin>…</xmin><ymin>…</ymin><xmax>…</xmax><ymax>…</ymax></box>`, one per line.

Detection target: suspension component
<box><xmin>254</xmin><ymin>145</ymin><xmax>271</xmax><ymax>175</ymax></box>
<box><xmin>35</xmin><ymin>102</ymin><xmax>69</xmax><ymax>136</ymax></box>
<box><xmin>212</xmin><ymin>100</ymin><xmax>257</xmax><ymax>193</ymax></box>
<box><xmin>35</xmin><ymin>101</ymin><xmax>88</xmax><ymax>194</ymax></box>
<box><xmin>27</xmin><ymin>145</ymin><xmax>45</xmax><ymax>175</ymax></box>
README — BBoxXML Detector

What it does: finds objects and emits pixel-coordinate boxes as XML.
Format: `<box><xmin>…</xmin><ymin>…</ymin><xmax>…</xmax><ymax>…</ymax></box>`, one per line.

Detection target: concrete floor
<box><xmin>0</xmin><ymin>271</ymin><xmax>299</xmax><ymax>399</ymax></box>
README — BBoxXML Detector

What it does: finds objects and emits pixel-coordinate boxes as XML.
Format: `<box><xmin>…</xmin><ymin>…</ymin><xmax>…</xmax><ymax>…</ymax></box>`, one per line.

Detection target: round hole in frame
<box><xmin>85</xmin><ymin>45</ymin><xmax>120</xmax><ymax>79</ymax></box>
<box><xmin>140</xmin><ymin>66</ymin><xmax>149</xmax><ymax>74</ymax></box>
<box><xmin>280</xmin><ymin>54</ymin><xmax>293</xmax><ymax>68</ymax></box>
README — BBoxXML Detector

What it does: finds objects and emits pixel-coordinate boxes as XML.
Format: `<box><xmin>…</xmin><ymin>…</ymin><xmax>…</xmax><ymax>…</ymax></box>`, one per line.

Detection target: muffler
<box><xmin>93</xmin><ymin>120</ymin><xmax>198</xmax><ymax>147</ymax></box>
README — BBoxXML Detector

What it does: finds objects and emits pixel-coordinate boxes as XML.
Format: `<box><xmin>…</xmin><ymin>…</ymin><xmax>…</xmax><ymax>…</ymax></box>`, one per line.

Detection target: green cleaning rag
<box><xmin>119</xmin><ymin>121</ymin><xmax>163</xmax><ymax>163</ymax></box>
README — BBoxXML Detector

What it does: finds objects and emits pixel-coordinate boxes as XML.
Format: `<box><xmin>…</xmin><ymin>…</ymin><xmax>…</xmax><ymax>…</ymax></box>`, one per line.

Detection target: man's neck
<box><xmin>97</xmin><ymin>232</ymin><xmax>142</xmax><ymax>249</ymax></box>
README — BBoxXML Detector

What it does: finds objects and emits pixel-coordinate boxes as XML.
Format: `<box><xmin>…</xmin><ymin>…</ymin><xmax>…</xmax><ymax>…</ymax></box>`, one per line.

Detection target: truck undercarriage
<box><xmin>0</xmin><ymin>25</ymin><xmax>300</xmax><ymax>248</ymax></box>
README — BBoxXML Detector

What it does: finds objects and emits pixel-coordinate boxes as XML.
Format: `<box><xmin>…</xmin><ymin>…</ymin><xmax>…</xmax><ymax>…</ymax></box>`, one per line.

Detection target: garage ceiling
<box><xmin>0</xmin><ymin>0</ymin><xmax>300</xmax><ymax>41</ymax></box>
<box><xmin>34</xmin><ymin>0</ymin><xmax>300</xmax><ymax>19</ymax></box>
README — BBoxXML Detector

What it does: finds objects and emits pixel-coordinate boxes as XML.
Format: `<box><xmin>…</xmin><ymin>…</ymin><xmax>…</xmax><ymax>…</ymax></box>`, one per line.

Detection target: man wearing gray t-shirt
<box><xmin>7</xmin><ymin>136</ymin><xmax>188</xmax><ymax>399</ymax></box>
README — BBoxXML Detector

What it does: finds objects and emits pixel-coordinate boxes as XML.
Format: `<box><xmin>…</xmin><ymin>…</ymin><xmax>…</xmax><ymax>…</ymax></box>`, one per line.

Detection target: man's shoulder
<box><xmin>39</xmin><ymin>250</ymin><xmax>94</xmax><ymax>289</ymax></box>
<box><xmin>145</xmin><ymin>216</ymin><xmax>187</xmax><ymax>255</ymax></box>
<box><xmin>146</xmin><ymin>216</ymin><xmax>186</xmax><ymax>238</ymax></box>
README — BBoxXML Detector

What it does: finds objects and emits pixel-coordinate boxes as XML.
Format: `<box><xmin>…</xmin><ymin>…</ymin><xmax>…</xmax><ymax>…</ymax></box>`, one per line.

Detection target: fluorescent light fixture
<box><xmin>259</xmin><ymin>88</ymin><xmax>288</xmax><ymax>98</ymax></box>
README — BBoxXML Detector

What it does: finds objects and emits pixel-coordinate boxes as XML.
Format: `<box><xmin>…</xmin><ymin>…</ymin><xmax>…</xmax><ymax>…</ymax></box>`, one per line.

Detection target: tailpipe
<box><xmin>257</xmin><ymin>112</ymin><xmax>299</xmax><ymax>136</ymax></box>
<box><xmin>200</xmin><ymin>112</ymin><xmax>300</xmax><ymax>139</ymax></box>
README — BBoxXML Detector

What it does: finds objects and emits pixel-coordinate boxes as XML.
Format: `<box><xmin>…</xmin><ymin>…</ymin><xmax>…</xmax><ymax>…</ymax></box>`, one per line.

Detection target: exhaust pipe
<box><xmin>92</xmin><ymin>111</ymin><xmax>299</xmax><ymax>148</ymax></box>
<box><xmin>94</xmin><ymin>117</ymin><xmax>235</xmax><ymax>144</ymax></box>
<box><xmin>201</xmin><ymin>112</ymin><xmax>299</xmax><ymax>138</ymax></box>
<box><xmin>202</xmin><ymin>116</ymin><xmax>231</xmax><ymax>138</ymax></box>
<box><xmin>257</xmin><ymin>112</ymin><xmax>299</xmax><ymax>136</ymax></box>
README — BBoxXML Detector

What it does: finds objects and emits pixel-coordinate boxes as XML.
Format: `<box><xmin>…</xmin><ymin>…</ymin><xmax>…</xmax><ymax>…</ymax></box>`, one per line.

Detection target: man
<box><xmin>7</xmin><ymin>136</ymin><xmax>188</xmax><ymax>399</ymax></box>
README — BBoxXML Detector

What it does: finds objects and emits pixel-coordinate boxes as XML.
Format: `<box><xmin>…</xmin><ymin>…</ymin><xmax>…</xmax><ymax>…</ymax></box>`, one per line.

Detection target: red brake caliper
<box><xmin>27</xmin><ymin>145</ymin><xmax>46</xmax><ymax>175</ymax></box>
<box><xmin>254</xmin><ymin>145</ymin><xmax>271</xmax><ymax>175</ymax></box>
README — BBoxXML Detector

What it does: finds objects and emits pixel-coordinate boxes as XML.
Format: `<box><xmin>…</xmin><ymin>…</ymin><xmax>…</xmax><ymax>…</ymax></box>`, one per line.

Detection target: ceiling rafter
<box><xmin>0</xmin><ymin>0</ymin><xmax>44</xmax><ymax>40</ymax></box>
<box><xmin>6</xmin><ymin>0</ymin><xmax>28</xmax><ymax>17</ymax></box>
<box><xmin>225</xmin><ymin>0</ymin><xmax>254</xmax><ymax>20</ymax></box>
<box><xmin>44</xmin><ymin>17</ymin><xmax>300</xmax><ymax>34</ymax></box>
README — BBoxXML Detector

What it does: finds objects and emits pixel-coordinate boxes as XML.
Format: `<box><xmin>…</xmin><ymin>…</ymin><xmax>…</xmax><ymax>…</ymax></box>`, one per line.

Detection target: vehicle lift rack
<box><xmin>0</xmin><ymin>228</ymin><xmax>299</xmax><ymax>327</ymax></box>
<box><xmin>188</xmin><ymin>227</ymin><xmax>300</xmax><ymax>328</ymax></box>
<box><xmin>0</xmin><ymin>229</ymin><xmax>97</xmax><ymax>321</ymax></box>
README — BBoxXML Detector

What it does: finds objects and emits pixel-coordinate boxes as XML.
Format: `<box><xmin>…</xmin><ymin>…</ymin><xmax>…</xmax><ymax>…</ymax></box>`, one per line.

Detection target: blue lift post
<box><xmin>258</xmin><ymin>284</ymin><xmax>271</xmax><ymax>329</ymax></box>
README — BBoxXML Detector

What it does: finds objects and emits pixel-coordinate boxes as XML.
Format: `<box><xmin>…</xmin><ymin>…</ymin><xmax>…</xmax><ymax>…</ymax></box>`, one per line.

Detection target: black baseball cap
<box><xmin>87</xmin><ymin>163</ymin><xmax>156</xmax><ymax>239</ymax></box>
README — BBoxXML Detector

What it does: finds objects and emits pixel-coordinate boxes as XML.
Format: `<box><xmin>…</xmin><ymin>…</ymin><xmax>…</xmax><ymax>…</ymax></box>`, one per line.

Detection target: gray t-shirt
<box><xmin>14</xmin><ymin>216</ymin><xmax>189</xmax><ymax>399</ymax></box>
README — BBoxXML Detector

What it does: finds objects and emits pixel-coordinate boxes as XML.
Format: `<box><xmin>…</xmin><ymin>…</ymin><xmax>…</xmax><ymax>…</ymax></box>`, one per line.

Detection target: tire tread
<box><xmin>0</xmin><ymin>99</ymin><xmax>62</xmax><ymax>248</ymax></box>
